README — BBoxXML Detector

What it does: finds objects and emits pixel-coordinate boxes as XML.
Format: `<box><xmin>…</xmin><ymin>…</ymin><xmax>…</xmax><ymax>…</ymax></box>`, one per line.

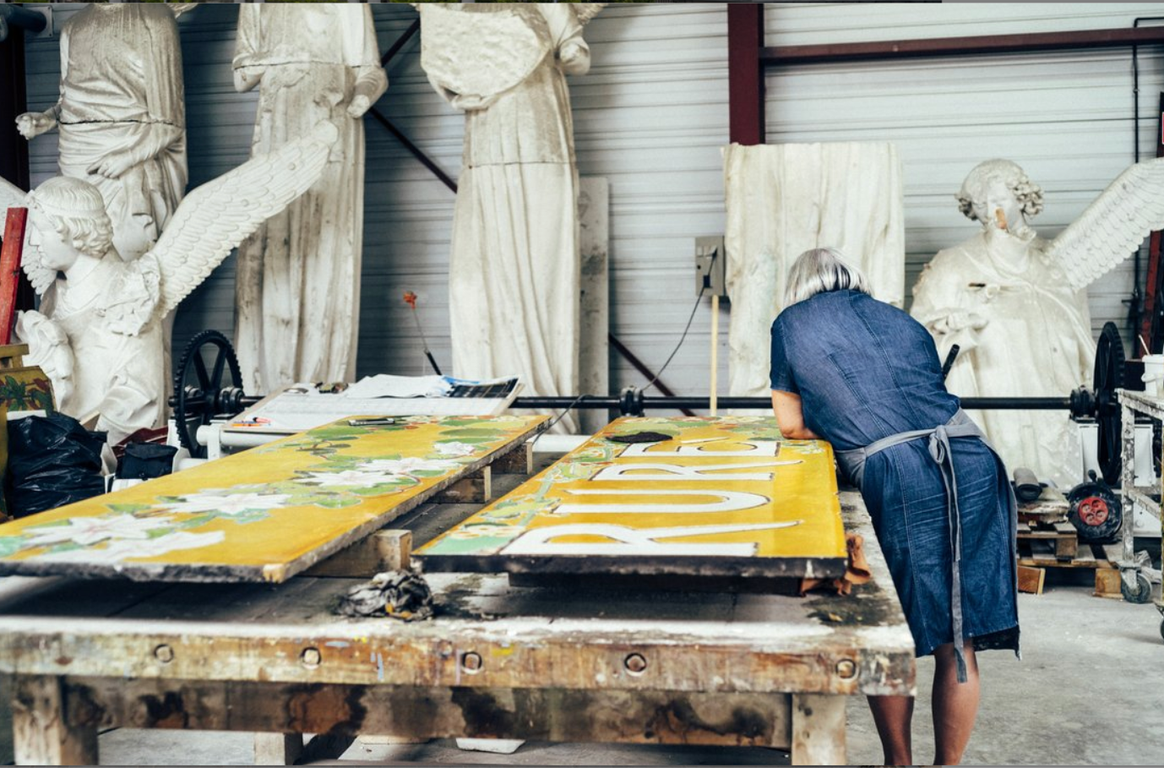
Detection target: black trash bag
<box><xmin>116</xmin><ymin>443</ymin><xmax>178</xmax><ymax>481</ymax></box>
<box><xmin>6</xmin><ymin>413</ymin><xmax>107</xmax><ymax>518</ymax></box>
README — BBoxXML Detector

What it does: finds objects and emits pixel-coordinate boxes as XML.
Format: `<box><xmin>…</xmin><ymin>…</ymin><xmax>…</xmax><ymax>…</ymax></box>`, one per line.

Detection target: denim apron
<box><xmin>835</xmin><ymin>409</ymin><xmax>1018</xmax><ymax>683</ymax></box>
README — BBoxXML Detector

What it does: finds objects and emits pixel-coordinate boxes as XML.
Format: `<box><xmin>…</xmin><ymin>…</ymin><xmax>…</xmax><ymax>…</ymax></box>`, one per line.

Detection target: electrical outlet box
<box><xmin>695</xmin><ymin>235</ymin><xmax>726</xmax><ymax>297</ymax></box>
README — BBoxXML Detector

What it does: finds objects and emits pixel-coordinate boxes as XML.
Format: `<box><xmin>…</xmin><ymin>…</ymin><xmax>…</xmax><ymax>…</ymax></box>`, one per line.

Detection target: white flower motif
<box><xmin>433</xmin><ymin>442</ymin><xmax>477</xmax><ymax>458</ymax></box>
<box><xmin>24</xmin><ymin>514</ymin><xmax>175</xmax><ymax>548</ymax></box>
<box><xmin>159</xmin><ymin>492</ymin><xmax>293</xmax><ymax>517</ymax></box>
<box><xmin>39</xmin><ymin>531</ymin><xmax>226</xmax><ymax>564</ymax></box>
<box><xmin>295</xmin><ymin>470</ymin><xmax>396</xmax><ymax>487</ymax></box>
<box><xmin>358</xmin><ymin>457</ymin><xmax>459</xmax><ymax>475</ymax></box>
<box><xmin>448</xmin><ymin>523</ymin><xmax>525</xmax><ymax>540</ymax></box>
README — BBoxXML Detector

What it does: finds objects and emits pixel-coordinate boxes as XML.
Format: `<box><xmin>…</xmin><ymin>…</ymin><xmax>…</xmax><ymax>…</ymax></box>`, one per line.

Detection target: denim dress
<box><xmin>770</xmin><ymin>289</ymin><xmax>1019</xmax><ymax>658</ymax></box>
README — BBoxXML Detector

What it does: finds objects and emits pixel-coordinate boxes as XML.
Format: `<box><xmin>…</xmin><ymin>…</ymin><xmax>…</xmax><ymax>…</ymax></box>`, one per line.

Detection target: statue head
<box><xmin>25</xmin><ymin>177</ymin><xmax>113</xmax><ymax>272</ymax></box>
<box><xmin>956</xmin><ymin>159</ymin><xmax>1044</xmax><ymax>236</ymax></box>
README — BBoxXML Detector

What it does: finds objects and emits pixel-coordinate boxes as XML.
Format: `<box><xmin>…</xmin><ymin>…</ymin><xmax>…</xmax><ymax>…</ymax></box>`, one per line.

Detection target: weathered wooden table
<box><xmin>0</xmin><ymin>488</ymin><xmax>913</xmax><ymax>766</ymax></box>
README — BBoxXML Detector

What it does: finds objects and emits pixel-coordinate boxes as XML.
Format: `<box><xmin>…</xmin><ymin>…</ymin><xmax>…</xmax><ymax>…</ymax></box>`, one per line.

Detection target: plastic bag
<box><xmin>6</xmin><ymin>413</ymin><xmax>108</xmax><ymax>518</ymax></box>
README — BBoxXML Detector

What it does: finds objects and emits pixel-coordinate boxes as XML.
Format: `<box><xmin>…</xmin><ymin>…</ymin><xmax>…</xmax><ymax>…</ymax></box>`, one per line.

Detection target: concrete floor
<box><xmin>94</xmin><ymin>570</ymin><xmax>1164</xmax><ymax>766</ymax></box>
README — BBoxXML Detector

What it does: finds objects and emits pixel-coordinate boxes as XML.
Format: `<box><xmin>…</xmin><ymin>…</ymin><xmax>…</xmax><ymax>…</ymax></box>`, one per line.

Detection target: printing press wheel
<box><xmin>171</xmin><ymin>330</ymin><xmax>246</xmax><ymax>458</ymax></box>
<box><xmin>1094</xmin><ymin>322</ymin><xmax>1125</xmax><ymax>486</ymax></box>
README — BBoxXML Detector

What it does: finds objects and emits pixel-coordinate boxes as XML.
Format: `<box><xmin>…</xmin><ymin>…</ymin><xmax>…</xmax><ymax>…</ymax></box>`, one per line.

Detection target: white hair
<box><xmin>783</xmin><ymin>247</ymin><xmax>872</xmax><ymax>307</ymax></box>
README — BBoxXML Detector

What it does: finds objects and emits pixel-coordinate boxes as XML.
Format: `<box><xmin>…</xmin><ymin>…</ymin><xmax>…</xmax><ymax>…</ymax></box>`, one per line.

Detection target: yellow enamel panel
<box><xmin>416</xmin><ymin>416</ymin><xmax>846</xmax><ymax>578</ymax></box>
<box><xmin>0</xmin><ymin>415</ymin><xmax>545</xmax><ymax>581</ymax></box>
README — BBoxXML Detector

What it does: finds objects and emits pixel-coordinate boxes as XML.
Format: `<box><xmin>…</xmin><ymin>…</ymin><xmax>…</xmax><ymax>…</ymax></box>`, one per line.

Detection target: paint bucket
<box><xmin>1142</xmin><ymin>354</ymin><xmax>1164</xmax><ymax>398</ymax></box>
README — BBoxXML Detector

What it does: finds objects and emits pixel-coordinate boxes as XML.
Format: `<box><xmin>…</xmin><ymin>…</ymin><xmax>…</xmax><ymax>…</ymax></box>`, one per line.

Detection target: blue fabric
<box><xmin>771</xmin><ymin>290</ymin><xmax>1019</xmax><ymax>658</ymax></box>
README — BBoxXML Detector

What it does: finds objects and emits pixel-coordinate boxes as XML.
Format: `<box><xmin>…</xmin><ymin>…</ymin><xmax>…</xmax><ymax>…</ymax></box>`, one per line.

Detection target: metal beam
<box><xmin>727</xmin><ymin>3</ymin><xmax>765</xmax><ymax>145</ymax></box>
<box><xmin>761</xmin><ymin>26</ymin><xmax>1164</xmax><ymax>66</ymax></box>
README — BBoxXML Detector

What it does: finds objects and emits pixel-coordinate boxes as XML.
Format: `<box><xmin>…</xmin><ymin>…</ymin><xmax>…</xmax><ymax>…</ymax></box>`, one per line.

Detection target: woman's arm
<box><xmin>771</xmin><ymin>390</ymin><xmax>820</xmax><ymax>440</ymax></box>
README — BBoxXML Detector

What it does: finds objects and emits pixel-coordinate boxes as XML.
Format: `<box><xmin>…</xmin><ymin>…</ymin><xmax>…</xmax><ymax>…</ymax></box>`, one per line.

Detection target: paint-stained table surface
<box><xmin>0</xmin><ymin>483</ymin><xmax>913</xmax><ymax>765</ymax></box>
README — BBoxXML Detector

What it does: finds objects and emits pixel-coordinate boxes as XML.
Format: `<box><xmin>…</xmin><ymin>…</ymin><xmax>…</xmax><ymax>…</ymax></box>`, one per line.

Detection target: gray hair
<box><xmin>784</xmin><ymin>247</ymin><xmax>872</xmax><ymax>307</ymax></box>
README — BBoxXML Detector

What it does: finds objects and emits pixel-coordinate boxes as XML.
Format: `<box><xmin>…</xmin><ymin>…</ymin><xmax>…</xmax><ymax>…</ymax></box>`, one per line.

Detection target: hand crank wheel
<box><xmin>171</xmin><ymin>330</ymin><xmax>244</xmax><ymax>458</ymax></box>
<box><xmin>1094</xmin><ymin>322</ymin><xmax>1125</xmax><ymax>485</ymax></box>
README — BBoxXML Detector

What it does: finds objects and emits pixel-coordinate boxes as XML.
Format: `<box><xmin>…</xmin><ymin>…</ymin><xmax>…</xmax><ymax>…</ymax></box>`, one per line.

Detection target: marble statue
<box><xmin>723</xmin><ymin>142</ymin><xmax>905</xmax><ymax>398</ymax></box>
<box><xmin>416</xmin><ymin>3</ymin><xmax>604</xmax><ymax>433</ymax></box>
<box><xmin>911</xmin><ymin>157</ymin><xmax>1164</xmax><ymax>486</ymax></box>
<box><xmin>0</xmin><ymin>122</ymin><xmax>339</xmax><ymax>445</ymax></box>
<box><xmin>15</xmin><ymin>3</ymin><xmax>187</xmax><ymax>262</ymax></box>
<box><xmin>231</xmin><ymin>4</ymin><xmax>388</xmax><ymax>393</ymax></box>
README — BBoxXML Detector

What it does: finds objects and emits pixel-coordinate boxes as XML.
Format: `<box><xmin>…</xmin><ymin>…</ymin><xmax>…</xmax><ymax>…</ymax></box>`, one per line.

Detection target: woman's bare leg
<box><xmin>867</xmin><ymin>694</ymin><xmax>914</xmax><ymax>766</ymax></box>
<box><xmin>932</xmin><ymin>641</ymin><xmax>979</xmax><ymax>765</ymax></box>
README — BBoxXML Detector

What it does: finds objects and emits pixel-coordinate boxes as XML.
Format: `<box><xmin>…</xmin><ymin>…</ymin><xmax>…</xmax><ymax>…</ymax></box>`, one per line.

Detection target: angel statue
<box><xmin>15</xmin><ymin>3</ymin><xmax>190</xmax><ymax>263</ymax></box>
<box><xmin>415</xmin><ymin>2</ymin><xmax>603</xmax><ymax>434</ymax></box>
<box><xmin>910</xmin><ymin>157</ymin><xmax>1164</xmax><ymax>487</ymax></box>
<box><xmin>0</xmin><ymin>121</ymin><xmax>339</xmax><ymax>445</ymax></box>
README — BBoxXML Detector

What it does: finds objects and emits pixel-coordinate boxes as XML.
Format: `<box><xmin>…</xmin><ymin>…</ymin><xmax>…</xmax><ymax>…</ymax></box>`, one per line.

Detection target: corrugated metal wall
<box><xmin>21</xmin><ymin>3</ymin><xmax>1164</xmax><ymax>406</ymax></box>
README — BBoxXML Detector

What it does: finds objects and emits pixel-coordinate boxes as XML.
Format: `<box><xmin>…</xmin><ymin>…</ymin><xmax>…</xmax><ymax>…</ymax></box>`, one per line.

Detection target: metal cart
<box><xmin>1115</xmin><ymin>390</ymin><xmax>1164</xmax><ymax>618</ymax></box>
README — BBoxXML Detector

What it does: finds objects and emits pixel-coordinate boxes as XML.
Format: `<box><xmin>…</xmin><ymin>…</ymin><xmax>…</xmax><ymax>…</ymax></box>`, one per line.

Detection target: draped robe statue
<box><xmin>16</xmin><ymin>3</ymin><xmax>187</xmax><ymax>262</ymax></box>
<box><xmin>417</xmin><ymin>3</ymin><xmax>603</xmax><ymax>434</ymax></box>
<box><xmin>911</xmin><ymin>160</ymin><xmax>1095</xmax><ymax>486</ymax></box>
<box><xmin>232</xmin><ymin>5</ymin><xmax>387</xmax><ymax>392</ymax></box>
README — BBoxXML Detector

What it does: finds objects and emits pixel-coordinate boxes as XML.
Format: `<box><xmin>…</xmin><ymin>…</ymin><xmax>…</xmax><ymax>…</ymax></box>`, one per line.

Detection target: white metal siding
<box><xmin>766</xmin><ymin>3</ymin><xmax>1164</xmax><ymax>357</ymax></box>
<box><xmin>21</xmin><ymin>3</ymin><xmax>1164</xmax><ymax>405</ymax></box>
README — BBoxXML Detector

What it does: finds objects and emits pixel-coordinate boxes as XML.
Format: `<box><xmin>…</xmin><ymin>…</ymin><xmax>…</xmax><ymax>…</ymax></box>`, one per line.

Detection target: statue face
<box><xmin>26</xmin><ymin>210</ymin><xmax>82</xmax><ymax>273</ymax></box>
<box><xmin>970</xmin><ymin>176</ymin><xmax>1025</xmax><ymax>234</ymax></box>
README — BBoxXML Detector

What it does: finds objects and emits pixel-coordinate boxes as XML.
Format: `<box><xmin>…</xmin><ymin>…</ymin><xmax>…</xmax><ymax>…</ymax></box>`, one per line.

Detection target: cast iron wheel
<box><xmin>1066</xmin><ymin>471</ymin><xmax>1122</xmax><ymax>543</ymax></box>
<box><xmin>1094</xmin><ymin>322</ymin><xmax>1125</xmax><ymax>485</ymax></box>
<box><xmin>171</xmin><ymin>330</ymin><xmax>245</xmax><ymax>458</ymax></box>
<box><xmin>1121</xmin><ymin>572</ymin><xmax>1153</xmax><ymax>604</ymax></box>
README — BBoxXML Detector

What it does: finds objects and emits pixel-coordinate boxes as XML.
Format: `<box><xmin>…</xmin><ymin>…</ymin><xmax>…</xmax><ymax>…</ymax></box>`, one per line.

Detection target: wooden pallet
<box><xmin>1016</xmin><ymin>523</ymin><xmax>1121</xmax><ymax>596</ymax></box>
<box><xmin>1018</xmin><ymin>520</ymin><xmax>1078</xmax><ymax>561</ymax></box>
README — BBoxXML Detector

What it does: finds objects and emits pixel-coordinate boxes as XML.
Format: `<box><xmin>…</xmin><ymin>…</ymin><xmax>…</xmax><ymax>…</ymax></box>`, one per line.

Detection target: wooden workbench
<box><xmin>0</xmin><ymin>489</ymin><xmax>913</xmax><ymax>766</ymax></box>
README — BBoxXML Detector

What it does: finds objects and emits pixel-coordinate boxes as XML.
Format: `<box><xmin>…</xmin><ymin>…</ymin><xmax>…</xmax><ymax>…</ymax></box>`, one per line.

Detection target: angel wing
<box><xmin>573</xmin><ymin>4</ymin><xmax>606</xmax><ymax>24</ymax></box>
<box><xmin>153</xmin><ymin>120</ymin><xmax>339</xmax><ymax>315</ymax></box>
<box><xmin>0</xmin><ymin>175</ymin><xmax>24</xmax><ymax>214</ymax></box>
<box><xmin>1046</xmin><ymin>157</ymin><xmax>1164</xmax><ymax>291</ymax></box>
<box><xmin>0</xmin><ymin>176</ymin><xmax>55</xmax><ymax>295</ymax></box>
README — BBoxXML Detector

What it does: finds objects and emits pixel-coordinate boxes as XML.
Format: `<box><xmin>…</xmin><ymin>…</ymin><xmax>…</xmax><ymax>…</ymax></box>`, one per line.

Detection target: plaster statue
<box><xmin>416</xmin><ymin>3</ymin><xmax>604</xmax><ymax>434</ymax></box>
<box><xmin>0</xmin><ymin>123</ymin><xmax>339</xmax><ymax>445</ymax></box>
<box><xmin>231</xmin><ymin>4</ymin><xmax>388</xmax><ymax>393</ymax></box>
<box><xmin>910</xmin><ymin>157</ymin><xmax>1164</xmax><ymax>486</ymax></box>
<box><xmin>15</xmin><ymin>3</ymin><xmax>188</xmax><ymax>262</ymax></box>
<box><xmin>723</xmin><ymin>142</ymin><xmax>905</xmax><ymax>398</ymax></box>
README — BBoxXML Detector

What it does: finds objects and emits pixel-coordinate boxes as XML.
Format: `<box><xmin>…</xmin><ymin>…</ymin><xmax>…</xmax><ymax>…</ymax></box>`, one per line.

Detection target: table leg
<box><xmin>254</xmin><ymin>733</ymin><xmax>303</xmax><ymax>765</ymax></box>
<box><xmin>791</xmin><ymin>693</ymin><xmax>846</xmax><ymax>766</ymax></box>
<box><xmin>12</xmin><ymin>676</ymin><xmax>98</xmax><ymax>766</ymax></box>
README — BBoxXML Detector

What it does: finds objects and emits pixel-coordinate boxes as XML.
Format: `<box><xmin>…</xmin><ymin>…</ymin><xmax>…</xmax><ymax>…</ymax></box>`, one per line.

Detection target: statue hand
<box><xmin>15</xmin><ymin>111</ymin><xmax>56</xmax><ymax>140</ymax></box>
<box><xmin>558</xmin><ymin>41</ymin><xmax>590</xmax><ymax>75</ymax></box>
<box><xmin>347</xmin><ymin>94</ymin><xmax>371</xmax><ymax>119</ymax></box>
<box><xmin>948</xmin><ymin>310</ymin><xmax>989</xmax><ymax>332</ymax></box>
<box><xmin>88</xmin><ymin>151</ymin><xmax>136</xmax><ymax>180</ymax></box>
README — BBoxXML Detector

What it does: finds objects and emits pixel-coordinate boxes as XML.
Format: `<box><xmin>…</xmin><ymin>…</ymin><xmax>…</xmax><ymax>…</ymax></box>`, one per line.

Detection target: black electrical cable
<box><xmin>642</xmin><ymin>250</ymin><xmax>712</xmax><ymax>395</ymax></box>
<box><xmin>540</xmin><ymin>392</ymin><xmax>589</xmax><ymax>432</ymax></box>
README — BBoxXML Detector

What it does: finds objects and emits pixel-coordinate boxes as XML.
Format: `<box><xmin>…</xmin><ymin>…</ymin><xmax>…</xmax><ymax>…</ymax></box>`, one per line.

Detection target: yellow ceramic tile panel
<box><xmin>0</xmin><ymin>415</ymin><xmax>545</xmax><ymax>581</ymax></box>
<box><xmin>416</xmin><ymin>416</ymin><xmax>846</xmax><ymax>570</ymax></box>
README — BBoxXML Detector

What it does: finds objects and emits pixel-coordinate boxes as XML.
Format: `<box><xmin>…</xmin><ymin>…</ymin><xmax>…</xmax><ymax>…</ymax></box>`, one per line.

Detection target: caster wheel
<box><xmin>1121</xmin><ymin>573</ymin><xmax>1152</xmax><ymax>604</ymax></box>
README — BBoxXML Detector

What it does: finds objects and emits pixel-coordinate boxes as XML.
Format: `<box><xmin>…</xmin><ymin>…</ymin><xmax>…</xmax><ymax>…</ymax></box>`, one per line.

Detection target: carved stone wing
<box><xmin>152</xmin><ymin>120</ymin><xmax>339</xmax><ymax>315</ymax></box>
<box><xmin>0</xmin><ymin>175</ymin><xmax>23</xmax><ymax>214</ymax></box>
<box><xmin>1046</xmin><ymin>157</ymin><xmax>1164</xmax><ymax>291</ymax></box>
<box><xmin>0</xmin><ymin>176</ymin><xmax>55</xmax><ymax>296</ymax></box>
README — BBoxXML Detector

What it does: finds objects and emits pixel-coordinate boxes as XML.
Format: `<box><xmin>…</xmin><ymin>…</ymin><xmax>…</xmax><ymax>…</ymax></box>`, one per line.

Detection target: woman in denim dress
<box><xmin>769</xmin><ymin>247</ymin><xmax>1019</xmax><ymax>766</ymax></box>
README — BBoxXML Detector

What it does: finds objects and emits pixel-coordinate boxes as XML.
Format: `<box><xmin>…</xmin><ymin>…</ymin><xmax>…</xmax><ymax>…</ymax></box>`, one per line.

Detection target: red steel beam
<box><xmin>727</xmin><ymin>3</ymin><xmax>765</xmax><ymax>145</ymax></box>
<box><xmin>761</xmin><ymin>26</ymin><xmax>1164</xmax><ymax>66</ymax></box>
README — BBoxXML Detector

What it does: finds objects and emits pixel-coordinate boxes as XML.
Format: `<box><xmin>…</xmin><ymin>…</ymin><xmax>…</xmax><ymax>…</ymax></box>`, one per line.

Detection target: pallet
<box><xmin>1016</xmin><ymin>527</ymin><xmax>1121</xmax><ymax>597</ymax></box>
<box><xmin>1017</xmin><ymin>521</ymin><xmax>1079</xmax><ymax>561</ymax></box>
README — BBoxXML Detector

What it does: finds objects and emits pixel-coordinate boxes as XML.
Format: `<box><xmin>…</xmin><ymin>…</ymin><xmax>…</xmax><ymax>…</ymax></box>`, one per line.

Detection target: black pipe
<box><xmin>512</xmin><ymin>396</ymin><xmax>1074</xmax><ymax>411</ymax></box>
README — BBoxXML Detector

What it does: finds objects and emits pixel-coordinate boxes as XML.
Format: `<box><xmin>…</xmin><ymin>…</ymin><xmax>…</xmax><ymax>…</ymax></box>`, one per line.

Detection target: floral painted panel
<box><xmin>415</xmin><ymin>416</ymin><xmax>847</xmax><ymax>579</ymax></box>
<box><xmin>0</xmin><ymin>415</ymin><xmax>546</xmax><ymax>582</ymax></box>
